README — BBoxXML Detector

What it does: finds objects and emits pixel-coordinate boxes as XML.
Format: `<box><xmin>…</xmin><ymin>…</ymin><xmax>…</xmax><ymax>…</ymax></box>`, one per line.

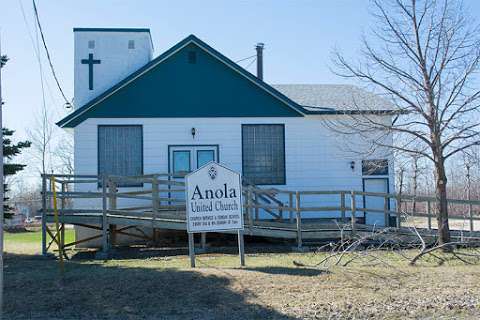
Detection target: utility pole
<box><xmin>0</xmin><ymin>33</ymin><xmax>6</xmax><ymax>319</ymax></box>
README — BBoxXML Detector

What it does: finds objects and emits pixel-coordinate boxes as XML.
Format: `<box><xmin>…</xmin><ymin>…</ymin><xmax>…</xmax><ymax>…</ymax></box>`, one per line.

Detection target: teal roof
<box><xmin>58</xmin><ymin>34</ymin><xmax>304</xmax><ymax>128</ymax></box>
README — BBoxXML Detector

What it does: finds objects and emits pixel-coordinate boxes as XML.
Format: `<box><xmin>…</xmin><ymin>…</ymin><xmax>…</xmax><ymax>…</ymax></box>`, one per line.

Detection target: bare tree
<box><xmin>27</xmin><ymin>105</ymin><xmax>53</xmax><ymax>175</ymax></box>
<box><xmin>54</xmin><ymin>132</ymin><xmax>74</xmax><ymax>175</ymax></box>
<box><xmin>397</xmin><ymin>163</ymin><xmax>406</xmax><ymax>197</ymax></box>
<box><xmin>410</xmin><ymin>153</ymin><xmax>427</xmax><ymax>212</ymax></box>
<box><xmin>332</xmin><ymin>0</ymin><xmax>480</xmax><ymax>245</ymax></box>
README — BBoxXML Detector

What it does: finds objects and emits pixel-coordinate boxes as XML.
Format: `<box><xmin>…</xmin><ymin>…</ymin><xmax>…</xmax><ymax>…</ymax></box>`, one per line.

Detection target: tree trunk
<box><xmin>412</xmin><ymin>157</ymin><xmax>418</xmax><ymax>213</ymax></box>
<box><xmin>434</xmin><ymin>158</ymin><xmax>451</xmax><ymax>245</ymax></box>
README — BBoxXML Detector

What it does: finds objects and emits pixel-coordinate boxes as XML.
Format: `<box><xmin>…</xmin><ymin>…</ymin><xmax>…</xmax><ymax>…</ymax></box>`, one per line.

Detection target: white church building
<box><xmin>57</xmin><ymin>28</ymin><xmax>396</xmax><ymax>227</ymax></box>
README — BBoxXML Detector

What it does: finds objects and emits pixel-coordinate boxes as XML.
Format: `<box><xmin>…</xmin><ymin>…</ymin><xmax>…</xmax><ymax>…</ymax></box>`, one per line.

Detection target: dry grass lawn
<box><xmin>4</xmin><ymin>231</ymin><xmax>480</xmax><ymax>319</ymax></box>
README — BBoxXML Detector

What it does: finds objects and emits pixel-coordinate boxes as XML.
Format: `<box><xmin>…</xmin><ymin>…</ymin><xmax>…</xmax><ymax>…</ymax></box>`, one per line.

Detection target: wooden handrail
<box><xmin>41</xmin><ymin>173</ymin><xmax>480</xmax><ymax>232</ymax></box>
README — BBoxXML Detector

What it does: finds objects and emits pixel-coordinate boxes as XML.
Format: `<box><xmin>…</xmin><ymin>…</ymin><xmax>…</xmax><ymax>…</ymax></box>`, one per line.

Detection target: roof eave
<box><xmin>302</xmin><ymin>109</ymin><xmax>405</xmax><ymax>115</ymax></box>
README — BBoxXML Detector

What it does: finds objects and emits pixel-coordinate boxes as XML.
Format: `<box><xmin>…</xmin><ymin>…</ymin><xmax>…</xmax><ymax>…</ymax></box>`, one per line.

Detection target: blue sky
<box><xmin>1</xmin><ymin>0</ymin><xmax>480</xmax><ymax>142</ymax></box>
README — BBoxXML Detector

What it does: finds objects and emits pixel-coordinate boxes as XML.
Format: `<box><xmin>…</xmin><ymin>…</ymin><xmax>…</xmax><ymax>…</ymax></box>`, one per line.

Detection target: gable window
<box><xmin>88</xmin><ymin>40</ymin><xmax>95</xmax><ymax>49</ymax></box>
<box><xmin>98</xmin><ymin>125</ymin><xmax>143</xmax><ymax>186</ymax></box>
<box><xmin>242</xmin><ymin>124</ymin><xmax>285</xmax><ymax>185</ymax></box>
<box><xmin>188</xmin><ymin>51</ymin><xmax>197</xmax><ymax>64</ymax></box>
<box><xmin>362</xmin><ymin>159</ymin><xmax>388</xmax><ymax>175</ymax></box>
<box><xmin>128</xmin><ymin>40</ymin><xmax>135</xmax><ymax>49</ymax></box>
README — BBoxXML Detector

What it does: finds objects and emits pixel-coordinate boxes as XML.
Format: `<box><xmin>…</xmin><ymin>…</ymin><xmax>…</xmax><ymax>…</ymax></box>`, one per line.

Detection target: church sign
<box><xmin>185</xmin><ymin>162</ymin><xmax>244</xmax><ymax>233</ymax></box>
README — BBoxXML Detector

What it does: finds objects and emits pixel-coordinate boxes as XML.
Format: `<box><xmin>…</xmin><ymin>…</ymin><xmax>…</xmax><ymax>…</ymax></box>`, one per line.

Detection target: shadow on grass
<box><xmin>245</xmin><ymin>266</ymin><xmax>328</xmax><ymax>277</ymax></box>
<box><xmin>71</xmin><ymin>243</ymin><xmax>299</xmax><ymax>261</ymax></box>
<box><xmin>4</xmin><ymin>228</ymin><xmax>36</xmax><ymax>234</ymax></box>
<box><xmin>4</xmin><ymin>252</ymin><xmax>299</xmax><ymax>320</ymax></box>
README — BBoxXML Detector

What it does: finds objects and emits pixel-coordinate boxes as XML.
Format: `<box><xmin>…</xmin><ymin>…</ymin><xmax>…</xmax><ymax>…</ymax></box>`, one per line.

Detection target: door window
<box><xmin>197</xmin><ymin>150</ymin><xmax>215</xmax><ymax>168</ymax></box>
<box><xmin>173</xmin><ymin>150</ymin><xmax>191</xmax><ymax>176</ymax></box>
<box><xmin>169</xmin><ymin>146</ymin><xmax>218</xmax><ymax>176</ymax></box>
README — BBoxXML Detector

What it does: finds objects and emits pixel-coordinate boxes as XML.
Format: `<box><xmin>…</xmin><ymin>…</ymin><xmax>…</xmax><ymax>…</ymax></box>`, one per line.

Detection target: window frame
<box><xmin>97</xmin><ymin>125</ymin><xmax>144</xmax><ymax>187</ymax></box>
<box><xmin>241</xmin><ymin>124</ymin><xmax>286</xmax><ymax>186</ymax></box>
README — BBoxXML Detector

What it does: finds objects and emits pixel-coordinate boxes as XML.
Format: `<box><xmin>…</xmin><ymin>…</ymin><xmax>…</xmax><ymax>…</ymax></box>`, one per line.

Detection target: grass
<box><xmin>5</xmin><ymin>228</ymin><xmax>75</xmax><ymax>243</ymax></box>
<box><xmin>4</xmin><ymin>230</ymin><xmax>480</xmax><ymax>319</ymax></box>
<box><xmin>4</xmin><ymin>228</ymin><xmax>75</xmax><ymax>255</ymax></box>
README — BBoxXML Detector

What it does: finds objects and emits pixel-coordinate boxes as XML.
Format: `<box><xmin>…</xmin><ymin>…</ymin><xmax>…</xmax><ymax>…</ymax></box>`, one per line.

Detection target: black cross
<box><xmin>81</xmin><ymin>53</ymin><xmax>101</xmax><ymax>90</ymax></box>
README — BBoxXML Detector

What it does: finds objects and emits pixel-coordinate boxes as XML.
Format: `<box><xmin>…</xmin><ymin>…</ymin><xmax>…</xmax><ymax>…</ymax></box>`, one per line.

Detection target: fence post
<box><xmin>469</xmin><ymin>203</ymin><xmax>474</xmax><ymax>232</ymax></box>
<box><xmin>467</xmin><ymin>168</ymin><xmax>474</xmax><ymax>232</ymax></box>
<box><xmin>108</xmin><ymin>180</ymin><xmax>117</xmax><ymax>248</ymax></box>
<box><xmin>60</xmin><ymin>182</ymin><xmax>66</xmax><ymax>255</ymax></box>
<box><xmin>395</xmin><ymin>194</ymin><xmax>401</xmax><ymax>228</ymax></box>
<box><xmin>383</xmin><ymin>195</ymin><xmax>389</xmax><ymax>227</ymax></box>
<box><xmin>247</xmin><ymin>187</ymin><xmax>253</xmax><ymax>227</ymax></box>
<box><xmin>254</xmin><ymin>192</ymin><xmax>259</xmax><ymax>221</ymax></box>
<box><xmin>41</xmin><ymin>174</ymin><xmax>47</xmax><ymax>256</ymax></box>
<box><xmin>468</xmin><ymin>191</ymin><xmax>474</xmax><ymax>232</ymax></box>
<box><xmin>295</xmin><ymin>191</ymin><xmax>302</xmax><ymax>249</ymax></box>
<box><xmin>50</xmin><ymin>176</ymin><xmax>64</xmax><ymax>275</ymax></box>
<box><xmin>427</xmin><ymin>200</ymin><xmax>432</xmax><ymax>230</ymax></box>
<box><xmin>152</xmin><ymin>176</ymin><xmax>159</xmax><ymax>244</ymax></box>
<box><xmin>289</xmin><ymin>192</ymin><xmax>294</xmax><ymax>223</ymax></box>
<box><xmin>340</xmin><ymin>192</ymin><xmax>346</xmax><ymax>223</ymax></box>
<box><xmin>350</xmin><ymin>191</ymin><xmax>356</xmax><ymax>236</ymax></box>
<box><xmin>152</xmin><ymin>176</ymin><xmax>159</xmax><ymax>214</ymax></box>
<box><xmin>101</xmin><ymin>176</ymin><xmax>109</xmax><ymax>254</ymax></box>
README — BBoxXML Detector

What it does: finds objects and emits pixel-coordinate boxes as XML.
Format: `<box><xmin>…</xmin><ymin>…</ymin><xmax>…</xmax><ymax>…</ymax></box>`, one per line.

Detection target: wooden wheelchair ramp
<box><xmin>41</xmin><ymin>174</ymin><xmax>480</xmax><ymax>256</ymax></box>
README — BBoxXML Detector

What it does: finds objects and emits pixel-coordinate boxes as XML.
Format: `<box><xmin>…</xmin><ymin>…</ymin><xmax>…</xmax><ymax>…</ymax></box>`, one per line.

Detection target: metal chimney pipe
<box><xmin>255</xmin><ymin>43</ymin><xmax>264</xmax><ymax>80</ymax></box>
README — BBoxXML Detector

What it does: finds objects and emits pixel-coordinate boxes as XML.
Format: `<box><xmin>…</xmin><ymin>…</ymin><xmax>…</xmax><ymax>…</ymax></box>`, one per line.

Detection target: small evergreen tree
<box><xmin>3</xmin><ymin>128</ymin><xmax>31</xmax><ymax>219</ymax></box>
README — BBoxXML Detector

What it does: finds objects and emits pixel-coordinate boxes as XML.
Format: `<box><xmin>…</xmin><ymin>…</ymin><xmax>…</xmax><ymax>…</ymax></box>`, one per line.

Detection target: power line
<box><xmin>31</xmin><ymin>0</ymin><xmax>71</xmax><ymax>107</ymax></box>
<box><xmin>245</xmin><ymin>57</ymin><xmax>257</xmax><ymax>71</ymax></box>
<box><xmin>235</xmin><ymin>54</ymin><xmax>256</xmax><ymax>63</ymax></box>
<box><xmin>32</xmin><ymin>1</ymin><xmax>48</xmax><ymax>136</ymax></box>
<box><xmin>19</xmin><ymin>0</ymin><xmax>60</xmax><ymax>111</ymax></box>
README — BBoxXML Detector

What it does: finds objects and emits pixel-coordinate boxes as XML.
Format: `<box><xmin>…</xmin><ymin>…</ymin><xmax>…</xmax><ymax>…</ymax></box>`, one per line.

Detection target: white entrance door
<box><xmin>364</xmin><ymin>178</ymin><xmax>389</xmax><ymax>226</ymax></box>
<box><xmin>169</xmin><ymin>145</ymin><xmax>219</xmax><ymax>177</ymax></box>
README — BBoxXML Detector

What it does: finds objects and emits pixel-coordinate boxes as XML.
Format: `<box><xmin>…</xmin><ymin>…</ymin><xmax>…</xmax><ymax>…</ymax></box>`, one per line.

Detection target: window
<box><xmin>173</xmin><ymin>150</ymin><xmax>191</xmax><ymax>176</ymax></box>
<box><xmin>197</xmin><ymin>150</ymin><xmax>215</xmax><ymax>168</ymax></box>
<box><xmin>88</xmin><ymin>40</ymin><xmax>95</xmax><ymax>49</ymax></box>
<box><xmin>362</xmin><ymin>159</ymin><xmax>389</xmax><ymax>175</ymax></box>
<box><xmin>242</xmin><ymin>124</ymin><xmax>285</xmax><ymax>185</ymax></box>
<box><xmin>98</xmin><ymin>125</ymin><xmax>143</xmax><ymax>186</ymax></box>
<box><xmin>128</xmin><ymin>40</ymin><xmax>135</xmax><ymax>49</ymax></box>
<box><xmin>188</xmin><ymin>51</ymin><xmax>197</xmax><ymax>64</ymax></box>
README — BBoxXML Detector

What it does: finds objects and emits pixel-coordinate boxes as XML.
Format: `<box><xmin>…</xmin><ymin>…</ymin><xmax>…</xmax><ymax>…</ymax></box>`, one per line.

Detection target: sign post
<box><xmin>185</xmin><ymin>162</ymin><xmax>245</xmax><ymax>267</ymax></box>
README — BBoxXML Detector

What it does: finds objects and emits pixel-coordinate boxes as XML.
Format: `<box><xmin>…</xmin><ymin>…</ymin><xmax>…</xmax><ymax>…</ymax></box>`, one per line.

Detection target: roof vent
<box><xmin>188</xmin><ymin>51</ymin><xmax>197</xmax><ymax>64</ymax></box>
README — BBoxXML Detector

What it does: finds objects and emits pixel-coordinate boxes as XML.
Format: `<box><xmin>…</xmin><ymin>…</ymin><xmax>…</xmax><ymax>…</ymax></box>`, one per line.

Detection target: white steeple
<box><xmin>73</xmin><ymin>28</ymin><xmax>153</xmax><ymax>108</ymax></box>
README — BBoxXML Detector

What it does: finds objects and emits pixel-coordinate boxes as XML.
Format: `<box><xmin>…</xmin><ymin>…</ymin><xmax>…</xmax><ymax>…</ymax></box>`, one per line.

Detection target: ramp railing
<box><xmin>41</xmin><ymin>173</ymin><xmax>480</xmax><ymax>254</ymax></box>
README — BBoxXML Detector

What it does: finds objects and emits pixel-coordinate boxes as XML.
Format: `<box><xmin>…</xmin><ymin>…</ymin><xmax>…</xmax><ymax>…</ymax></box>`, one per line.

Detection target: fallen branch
<box><xmin>409</xmin><ymin>241</ymin><xmax>480</xmax><ymax>265</ymax></box>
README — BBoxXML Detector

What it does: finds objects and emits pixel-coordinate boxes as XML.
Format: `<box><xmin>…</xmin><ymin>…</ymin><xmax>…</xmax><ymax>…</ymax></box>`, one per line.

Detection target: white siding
<box><xmin>73</xmin><ymin>116</ymin><xmax>395</xmax><ymax>215</ymax></box>
<box><xmin>74</xmin><ymin>30</ymin><xmax>153</xmax><ymax>107</ymax></box>
<box><xmin>73</xmin><ymin>115</ymin><xmax>396</xmax><ymax>246</ymax></box>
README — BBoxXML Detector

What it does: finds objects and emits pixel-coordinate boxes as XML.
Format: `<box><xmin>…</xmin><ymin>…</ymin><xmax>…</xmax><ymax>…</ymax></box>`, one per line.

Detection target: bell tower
<box><xmin>73</xmin><ymin>28</ymin><xmax>153</xmax><ymax>108</ymax></box>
